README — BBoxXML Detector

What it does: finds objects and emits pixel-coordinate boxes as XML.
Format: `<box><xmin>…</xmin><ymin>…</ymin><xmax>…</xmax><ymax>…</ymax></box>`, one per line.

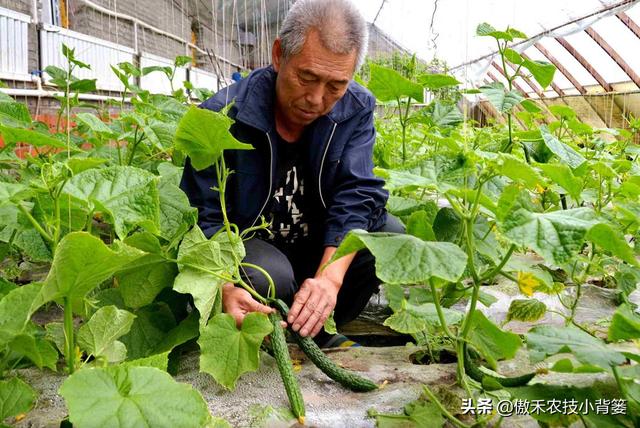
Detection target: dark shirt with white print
<box><xmin>266</xmin><ymin>134</ymin><xmax>310</xmax><ymax>246</ymax></box>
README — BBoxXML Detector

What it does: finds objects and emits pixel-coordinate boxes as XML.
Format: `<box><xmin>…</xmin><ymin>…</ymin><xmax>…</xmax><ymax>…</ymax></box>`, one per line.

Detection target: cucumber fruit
<box><xmin>269</xmin><ymin>311</ymin><xmax>305</xmax><ymax>424</ymax></box>
<box><xmin>271</xmin><ymin>299</ymin><xmax>378</xmax><ymax>392</ymax></box>
<box><xmin>463</xmin><ymin>343</ymin><xmax>535</xmax><ymax>387</ymax></box>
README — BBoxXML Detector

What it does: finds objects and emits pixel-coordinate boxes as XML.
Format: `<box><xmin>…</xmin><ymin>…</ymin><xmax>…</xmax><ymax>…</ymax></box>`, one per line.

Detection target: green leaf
<box><xmin>9</xmin><ymin>334</ymin><xmax>58</xmax><ymax>370</ymax></box>
<box><xmin>383</xmin><ymin>284</ymin><xmax>405</xmax><ymax>312</ymax></box>
<box><xmin>549</xmin><ymin>105</ymin><xmax>577</xmax><ymax>120</ymax></box>
<box><xmin>417</xmin><ymin>74</ymin><xmax>460</xmax><ymax>90</ymax></box>
<box><xmin>174</xmin><ymin>106</ymin><xmax>253</xmax><ymax>171</ymax></box>
<box><xmin>44</xmin><ymin>65</ymin><xmax>68</xmax><ymax>86</ymax></box>
<box><xmin>0</xmin><ymin>182</ymin><xmax>31</xmax><ymax>203</ymax></box>
<box><xmin>367</xmin><ymin>64</ymin><xmax>424</xmax><ymax>103</ymax></box>
<box><xmin>65</xmin><ymin>157</ymin><xmax>107</xmax><ymax>174</ymax></box>
<box><xmin>173</xmin><ymin>267</ymin><xmax>222</xmax><ymax>329</ymax></box>
<box><xmin>77</xmin><ymin>306</ymin><xmax>136</xmax><ymax>360</ymax></box>
<box><xmin>386</xmin><ymin>197</ymin><xmax>438</xmax><ymax>218</ymax></box>
<box><xmin>0</xmin><ymin>100</ymin><xmax>31</xmax><ymax>126</ymax></box>
<box><xmin>37</xmin><ymin>233</ymin><xmax>143</xmax><ymax>307</ymax></box>
<box><xmin>0</xmin><ymin>278</ymin><xmax>17</xmax><ymax>300</ymax></box>
<box><xmin>152</xmin><ymin>311</ymin><xmax>200</xmax><ymax>354</ymax></box>
<box><xmin>476</xmin><ymin>23</ymin><xmax>514</xmax><ymax>41</ymax></box>
<box><xmin>45</xmin><ymin>322</ymin><xmax>65</xmax><ymax>354</ymax></box>
<box><xmin>479</xmin><ymin>82</ymin><xmax>523</xmax><ymax>113</ymax></box>
<box><xmin>198</xmin><ymin>312</ymin><xmax>273</xmax><ymax>390</ymax></box>
<box><xmin>503</xmin><ymin>48</ymin><xmax>523</xmax><ymax>65</ymax></box>
<box><xmin>522</xmin><ymin>59</ymin><xmax>556</xmax><ymax>89</ymax></box>
<box><xmin>520</xmin><ymin>99</ymin><xmax>542</xmax><ymax>113</ymax></box>
<box><xmin>468</xmin><ymin>310</ymin><xmax>521</xmax><ymax>365</ymax></box>
<box><xmin>0</xmin><ymin>124</ymin><xmax>66</xmax><ymax>148</ymax></box>
<box><xmin>63</xmin><ymin>166</ymin><xmax>160</xmax><ymax>239</ymax></box>
<box><xmin>608</xmin><ymin>304</ymin><xmax>640</xmax><ymax>341</ymax></box>
<box><xmin>430</xmin><ymin>101</ymin><xmax>463</xmax><ymax>127</ymax></box>
<box><xmin>383</xmin><ymin>309</ymin><xmax>426</xmax><ymax>334</ymax></box>
<box><xmin>122</xmin><ymin>352</ymin><xmax>170</xmax><ymax>371</ymax></box>
<box><xmin>69</xmin><ymin>79</ymin><xmax>97</xmax><ymax>92</ymax></box>
<box><xmin>143</xmin><ymin>120</ymin><xmax>176</xmax><ymax>151</ymax></box>
<box><xmin>495</xmin><ymin>153</ymin><xmax>545</xmax><ymax>190</ymax></box>
<box><xmin>527</xmin><ymin>325</ymin><xmax>626</xmax><ymax>369</ymax></box>
<box><xmin>372</xmin><ymin>399</ymin><xmax>444</xmax><ymax>428</ymax></box>
<box><xmin>142</xmin><ymin>65</ymin><xmax>172</xmax><ymax>77</ymax></box>
<box><xmin>59</xmin><ymin>366</ymin><xmax>210</xmax><ymax>428</ymax></box>
<box><xmin>157</xmin><ymin>162</ymin><xmax>183</xmax><ymax>187</ymax></box>
<box><xmin>332</xmin><ymin>230</ymin><xmax>468</xmax><ymax>284</ymax></box>
<box><xmin>119</xmin><ymin>303</ymin><xmax>176</xmax><ymax>360</ymax></box>
<box><xmin>376</xmin><ymin>168</ymin><xmax>436</xmax><ymax>192</ymax></box>
<box><xmin>174</xmin><ymin>55</ymin><xmax>192</xmax><ymax>67</ymax></box>
<box><xmin>157</xmin><ymin>181</ymin><xmax>197</xmax><ymax>242</ymax></box>
<box><xmin>323</xmin><ymin>312</ymin><xmax>337</xmax><ymax>335</ymax></box>
<box><xmin>432</xmin><ymin>207</ymin><xmax>462</xmax><ymax>242</ymax></box>
<box><xmin>549</xmin><ymin>358</ymin><xmax>603</xmax><ymax>373</ymax></box>
<box><xmin>505</xmin><ymin>299</ymin><xmax>546</xmax><ymax>322</ymax></box>
<box><xmin>0</xmin><ymin>377</ymin><xmax>36</xmax><ymax>421</ymax></box>
<box><xmin>536</xmin><ymin>163</ymin><xmax>582</xmax><ymax>200</ymax></box>
<box><xmin>406</xmin><ymin>210</ymin><xmax>436</xmax><ymax>241</ymax></box>
<box><xmin>497</xmin><ymin>186</ymin><xmax>597</xmax><ymax>265</ymax></box>
<box><xmin>175</xmin><ymin>226</ymin><xmax>244</xmax><ymax>327</ymax></box>
<box><xmin>75</xmin><ymin>113</ymin><xmax>114</xmax><ymax>136</ymax></box>
<box><xmin>587</xmin><ymin>223</ymin><xmax>637</xmax><ymax>266</ymax></box>
<box><xmin>0</xmin><ymin>282</ymin><xmax>42</xmax><ymax>344</ymax></box>
<box><xmin>118</xmin><ymin>254</ymin><xmax>177</xmax><ymax>309</ymax></box>
<box><xmin>539</xmin><ymin>126</ymin><xmax>586</xmax><ymax>169</ymax></box>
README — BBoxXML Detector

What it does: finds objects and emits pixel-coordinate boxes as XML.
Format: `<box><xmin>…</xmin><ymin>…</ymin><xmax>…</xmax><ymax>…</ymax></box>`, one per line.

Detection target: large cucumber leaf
<box><xmin>59</xmin><ymin>366</ymin><xmax>210</xmax><ymax>428</ymax></box>
<box><xmin>332</xmin><ymin>230</ymin><xmax>467</xmax><ymax>284</ymax></box>
<box><xmin>198</xmin><ymin>312</ymin><xmax>272</xmax><ymax>390</ymax></box>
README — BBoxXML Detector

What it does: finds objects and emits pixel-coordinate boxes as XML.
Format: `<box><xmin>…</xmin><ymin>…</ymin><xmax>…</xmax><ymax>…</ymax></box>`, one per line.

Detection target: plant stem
<box><xmin>480</xmin><ymin>244</ymin><xmax>515</xmax><ymax>283</ymax></box>
<box><xmin>17</xmin><ymin>204</ymin><xmax>53</xmax><ymax>243</ymax></box>
<box><xmin>429</xmin><ymin>279</ymin><xmax>455</xmax><ymax>340</ymax></box>
<box><xmin>422</xmin><ymin>386</ymin><xmax>471</xmax><ymax>428</ymax></box>
<box><xmin>240</xmin><ymin>262</ymin><xmax>275</xmax><ymax>300</ymax></box>
<box><xmin>63</xmin><ymin>297</ymin><xmax>75</xmax><ymax>374</ymax></box>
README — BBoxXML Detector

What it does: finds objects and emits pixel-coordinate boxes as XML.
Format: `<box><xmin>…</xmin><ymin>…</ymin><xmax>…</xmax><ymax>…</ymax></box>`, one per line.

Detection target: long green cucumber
<box><xmin>269</xmin><ymin>312</ymin><xmax>305</xmax><ymax>424</ymax></box>
<box><xmin>271</xmin><ymin>299</ymin><xmax>378</xmax><ymax>392</ymax></box>
<box><xmin>463</xmin><ymin>343</ymin><xmax>535</xmax><ymax>387</ymax></box>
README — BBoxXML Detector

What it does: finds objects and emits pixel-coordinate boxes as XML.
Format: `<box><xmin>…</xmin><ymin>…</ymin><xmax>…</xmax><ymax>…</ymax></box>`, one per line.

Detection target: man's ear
<box><xmin>272</xmin><ymin>38</ymin><xmax>282</xmax><ymax>72</ymax></box>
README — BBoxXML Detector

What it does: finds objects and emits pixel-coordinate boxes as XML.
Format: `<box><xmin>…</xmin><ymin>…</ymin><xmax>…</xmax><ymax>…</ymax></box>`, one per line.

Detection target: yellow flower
<box><xmin>535</xmin><ymin>184</ymin><xmax>546</xmax><ymax>194</ymax></box>
<box><xmin>517</xmin><ymin>271</ymin><xmax>541</xmax><ymax>296</ymax></box>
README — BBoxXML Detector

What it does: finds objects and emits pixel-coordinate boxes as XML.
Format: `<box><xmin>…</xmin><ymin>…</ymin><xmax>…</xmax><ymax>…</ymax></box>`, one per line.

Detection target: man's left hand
<box><xmin>288</xmin><ymin>277</ymin><xmax>340</xmax><ymax>337</ymax></box>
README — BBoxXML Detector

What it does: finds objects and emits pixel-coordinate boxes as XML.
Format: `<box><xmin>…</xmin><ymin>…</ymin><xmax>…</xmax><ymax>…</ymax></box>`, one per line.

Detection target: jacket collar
<box><xmin>233</xmin><ymin>66</ymin><xmax>367</xmax><ymax>133</ymax></box>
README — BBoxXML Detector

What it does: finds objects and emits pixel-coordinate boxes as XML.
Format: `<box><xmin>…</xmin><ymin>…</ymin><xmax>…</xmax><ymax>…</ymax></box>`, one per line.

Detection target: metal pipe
<box><xmin>0</xmin><ymin>87</ymin><xmax>131</xmax><ymax>102</ymax></box>
<box><xmin>31</xmin><ymin>0</ymin><xmax>38</xmax><ymax>25</ymax></box>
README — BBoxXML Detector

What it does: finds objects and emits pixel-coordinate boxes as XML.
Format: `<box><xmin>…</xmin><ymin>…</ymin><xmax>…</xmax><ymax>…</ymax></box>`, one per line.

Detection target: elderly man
<box><xmin>180</xmin><ymin>0</ymin><xmax>402</xmax><ymax>347</ymax></box>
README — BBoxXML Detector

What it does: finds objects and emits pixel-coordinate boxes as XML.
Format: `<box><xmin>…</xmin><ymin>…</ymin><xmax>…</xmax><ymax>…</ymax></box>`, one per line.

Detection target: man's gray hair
<box><xmin>278</xmin><ymin>0</ymin><xmax>369</xmax><ymax>70</ymax></box>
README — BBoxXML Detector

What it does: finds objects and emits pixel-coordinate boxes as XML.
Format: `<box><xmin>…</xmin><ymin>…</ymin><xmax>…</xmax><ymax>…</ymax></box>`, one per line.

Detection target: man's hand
<box><xmin>222</xmin><ymin>283</ymin><xmax>276</xmax><ymax>328</ymax></box>
<box><xmin>287</xmin><ymin>276</ymin><xmax>340</xmax><ymax>337</ymax></box>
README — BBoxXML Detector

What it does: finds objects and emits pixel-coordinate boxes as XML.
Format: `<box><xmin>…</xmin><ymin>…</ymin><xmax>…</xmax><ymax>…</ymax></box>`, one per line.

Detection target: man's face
<box><xmin>272</xmin><ymin>29</ymin><xmax>357</xmax><ymax>128</ymax></box>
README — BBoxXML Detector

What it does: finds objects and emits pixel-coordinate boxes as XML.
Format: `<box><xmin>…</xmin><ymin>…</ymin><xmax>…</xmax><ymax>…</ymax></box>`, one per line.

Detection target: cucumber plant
<box><xmin>355</xmin><ymin>23</ymin><xmax>640</xmax><ymax>428</ymax></box>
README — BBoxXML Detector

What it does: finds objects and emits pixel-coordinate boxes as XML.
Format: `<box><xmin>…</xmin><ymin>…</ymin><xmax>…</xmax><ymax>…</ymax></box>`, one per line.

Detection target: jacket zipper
<box><xmin>318</xmin><ymin>122</ymin><xmax>338</xmax><ymax>209</ymax></box>
<box><xmin>251</xmin><ymin>131</ymin><xmax>274</xmax><ymax>227</ymax></box>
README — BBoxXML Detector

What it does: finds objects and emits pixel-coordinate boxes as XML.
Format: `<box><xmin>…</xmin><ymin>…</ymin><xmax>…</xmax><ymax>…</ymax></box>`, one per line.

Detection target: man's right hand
<box><xmin>221</xmin><ymin>282</ymin><xmax>277</xmax><ymax>327</ymax></box>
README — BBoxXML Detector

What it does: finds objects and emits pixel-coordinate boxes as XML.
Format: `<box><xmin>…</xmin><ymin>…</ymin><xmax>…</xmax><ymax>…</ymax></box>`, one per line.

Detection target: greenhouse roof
<box><xmin>353</xmin><ymin>0</ymin><xmax>640</xmax><ymax>97</ymax></box>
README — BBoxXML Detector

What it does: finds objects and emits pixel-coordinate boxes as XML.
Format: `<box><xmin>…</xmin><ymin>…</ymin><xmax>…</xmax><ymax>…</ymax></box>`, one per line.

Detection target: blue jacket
<box><xmin>179</xmin><ymin>66</ymin><xmax>388</xmax><ymax>246</ymax></box>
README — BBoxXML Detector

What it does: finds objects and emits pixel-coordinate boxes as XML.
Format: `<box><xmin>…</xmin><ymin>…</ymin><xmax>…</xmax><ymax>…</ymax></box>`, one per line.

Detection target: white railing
<box><xmin>0</xmin><ymin>7</ymin><xmax>31</xmax><ymax>81</ymax></box>
<box><xmin>39</xmin><ymin>24</ymin><xmax>136</xmax><ymax>91</ymax></box>
<box><xmin>139</xmin><ymin>52</ymin><xmax>189</xmax><ymax>95</ymax></box>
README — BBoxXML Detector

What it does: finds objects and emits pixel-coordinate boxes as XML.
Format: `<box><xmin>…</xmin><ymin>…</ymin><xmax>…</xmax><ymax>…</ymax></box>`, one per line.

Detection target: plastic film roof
<box><xmin>351</xmin><ymin>0</ymin><xmax>640</xmax><ymax>98</ymax></box>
